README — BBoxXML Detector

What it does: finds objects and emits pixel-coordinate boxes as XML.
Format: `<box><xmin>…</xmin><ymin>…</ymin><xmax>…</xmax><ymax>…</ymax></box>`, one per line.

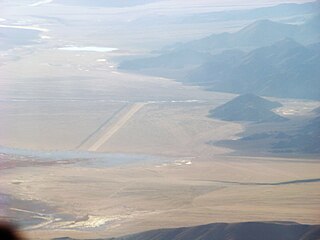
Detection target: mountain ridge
<box><xmin>187</xmin><ymin>38</ymin><xmax>320</xmax><ymax>99</ymax></box>
<box><xmin>53</xmin><ymin>221</ymin><xmax>320</xmax><ymax>240</ymax></box>
<box><xmin>173</xmin><ymin>15</ymin><xmax>319</xmax><ymax>53</ymax></box>
<box><xmin>208</xmin><ymin>94</ymin><xmax>286</xmax><ymax>123</ymax></box>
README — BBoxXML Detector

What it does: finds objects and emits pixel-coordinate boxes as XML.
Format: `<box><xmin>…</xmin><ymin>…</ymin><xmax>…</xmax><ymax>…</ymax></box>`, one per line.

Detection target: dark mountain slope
<box><xmin>118</xmin><ymin>18</ymin><xmax>307</xmax><ymax>73</ymax></box>
<box><xmin>187</xmin><ymin>38</ymin><xmax>320</xmax><ymax>99</ymax></box>
<box><xmin>117</xmin><ymin>222</ymin><xmax>320</xmax><ymax>240</ymax></box>
<box><xmin>273</xmin><ymin>116</ymin><xmax>320</xmax><ymax>154</ymax></box>
<box><xmin>209</xmin><ymin>94</ymin><xmax>286</xmax><ymax>122</ymax></box>
<box><xmin>214</xmin><ymin>106</ymin><xmax>320</xmax><ymax>155</ymax></box>
<box><xmin>312</xmin><ymin>106</ymin><xmax>320</xmax><ymax>114</ymax></box>
<box><xmin>54</xmin><ymin>221</ymin><xmax>320</xmax><ymax>240</ymax></box>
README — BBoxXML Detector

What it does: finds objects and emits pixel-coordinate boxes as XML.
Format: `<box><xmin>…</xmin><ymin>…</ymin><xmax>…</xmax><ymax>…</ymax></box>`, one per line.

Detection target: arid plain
<box><xmin>1</xmin><ymin>47</ymin><xmax>319</xmax><ymax>240</ymax></box>
<box><xmin>0</xmin><ymin>1</ymin><xmax>320</xmax><ymax>239</ymax></box>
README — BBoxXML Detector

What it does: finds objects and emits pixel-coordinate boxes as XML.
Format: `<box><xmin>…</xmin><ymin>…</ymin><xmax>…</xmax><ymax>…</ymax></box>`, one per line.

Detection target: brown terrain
<box><xmin>0</xmin><ymin>1</ymin><xmax>319</xmax><ymax>240</ymax></box>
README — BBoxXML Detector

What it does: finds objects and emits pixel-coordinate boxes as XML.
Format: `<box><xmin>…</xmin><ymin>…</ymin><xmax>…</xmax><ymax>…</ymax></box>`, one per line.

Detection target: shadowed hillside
<box><xmin>208</xmin><ymin>94</ymin><xmax>286</xmax><ymax>122</ymax></box>
<box><xmin>273</xmin><ymin>116</ymin><xmax>320</xmax><ymax>154</ymax></box>
<box><xmin>213</xmin><ymin>106</ymin><xmax>320</xmax><ymax>154</ymax></box>
<box><xmin>312</xmin><ymin>106</ymin><xmax>320</xmax><ymax>114</ymax></box>
<box><xmin>53</xmin><ymin>221</ymin><xmax>320</xmax><ymax>240</ymax></box>
<box><xmin>187</xmin><ymin>38</ymin><xmax>320</xmax><ymax>99</ymax></box>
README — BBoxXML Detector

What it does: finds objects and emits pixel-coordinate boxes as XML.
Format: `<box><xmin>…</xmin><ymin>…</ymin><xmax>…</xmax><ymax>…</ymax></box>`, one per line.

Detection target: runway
<box><xmin>88</xmin><ymin>103</ymin><xmax>147</xmax><ymax>152</ymax></box>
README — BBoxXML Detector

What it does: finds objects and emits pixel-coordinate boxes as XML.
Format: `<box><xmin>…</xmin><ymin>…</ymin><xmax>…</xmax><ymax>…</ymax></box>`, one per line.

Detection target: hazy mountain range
<box><xmin>187</xmin><ymin>38</ymin><xmax>320</xmax><ymax>99</ymax></box>
<box><xmin>181</xmin><ymin>1</ymin><xmax>320</xmax><ymax>23</ymax></box>
<box><xmin>172</xmin><ymin>15</ymin><xmax>320</xmax><ymax>52</ymax></box>
<box><xmin>119</xmin><ymin>15</ymin><xmax>320</xmax><ymax>100</ymax></box>
<box><xmin>54</xmin><ymin>221</ymin><xmax>320</xmax><ymax>240</ymax></box>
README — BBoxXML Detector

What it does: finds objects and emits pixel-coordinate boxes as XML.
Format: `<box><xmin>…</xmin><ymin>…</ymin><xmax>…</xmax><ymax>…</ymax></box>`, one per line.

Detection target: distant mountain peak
<box><xmin>209</xmin><ymin>94</ymin><xmax>286</xmax><ymax>123</ymax></box>
<box><xmin>222</xmin><ymin>93</ymin><xmax>282</xmax><ymax>109</ymax></box>
<box><xmin>237</xmin><ymin>93</ymin><xmax>267</xmax><ymax>99</ymax></box>
<box><xmin>268</xmin><ymin>37</ymin><xmax>305</xmax><ymax>52</ymax></box>
<box><xmin>247</xmin><ymin>19</ymin><xmax>275</xmax><ymax>26</ymax></box>
<box><xmin>239</xmin><ymin>19</ymin><xmax>289</xmax><ymax>34</ymax></box>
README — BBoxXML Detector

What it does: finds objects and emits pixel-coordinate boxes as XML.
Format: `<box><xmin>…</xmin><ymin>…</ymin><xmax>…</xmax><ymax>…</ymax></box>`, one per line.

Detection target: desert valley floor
<box><xmin>0</xmin><ymin>49</ymin><xmax>319</xmax><ymax>240</ymax></box>
<box><xmin>1</xmin><ymin>1</ymin><xmax>320</xmax><ymax>239</ymax></box>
